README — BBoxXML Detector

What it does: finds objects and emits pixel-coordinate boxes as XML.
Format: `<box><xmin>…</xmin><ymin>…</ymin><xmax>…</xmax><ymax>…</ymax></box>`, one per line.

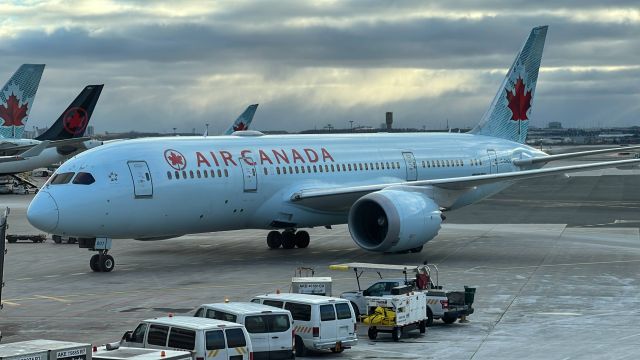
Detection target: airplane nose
<box><xmin>27</xmin><ymin>191</ymin><xmax>59</xmax><ymax>233</ymax></box>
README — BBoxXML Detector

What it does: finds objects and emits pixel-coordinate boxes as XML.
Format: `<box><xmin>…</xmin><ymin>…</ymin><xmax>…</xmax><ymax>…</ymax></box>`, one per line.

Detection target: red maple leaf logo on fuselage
<box><xmin>0</xmin><ymin>93</ymin><xmax>29</xmax><ymax>127</ymax></box>
<box><xmin>506</xmin><ymin>77</ymin><xmax>532</xmax><ymax>121</ymax></box>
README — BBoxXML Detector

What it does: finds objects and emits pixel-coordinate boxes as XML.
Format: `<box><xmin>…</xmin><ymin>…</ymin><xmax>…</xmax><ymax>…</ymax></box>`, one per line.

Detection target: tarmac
<box><xmin>1</xmin><ymin>163</ymin><xmax>640</xmax><ymax>359</ymax></box>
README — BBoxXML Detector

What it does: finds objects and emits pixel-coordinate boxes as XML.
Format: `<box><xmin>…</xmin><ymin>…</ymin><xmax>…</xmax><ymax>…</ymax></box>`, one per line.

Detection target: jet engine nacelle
<box><xmin>348</xmin><ymin>188</ymin><xmax>442</xmax><ymax>252</ymax></box>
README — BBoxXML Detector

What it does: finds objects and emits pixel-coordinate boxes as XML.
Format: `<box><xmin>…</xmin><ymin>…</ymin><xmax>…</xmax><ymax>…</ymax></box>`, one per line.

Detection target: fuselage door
<box><xmin>239</xmin><ymin>157</ymin><xmax>257</xmax><ymax>192</ymax></box>
<box><xmin>402</xmin><ymin>151</ymin><xmax>418</xmax><ymax>181</ymax></box>
<box><xmin>127</xmin><ymin>161</ymin><xmax>153</xmax><ymax>198</ymax></box>
<box><xmin>487</xmin><ymin>149</ymin><xmax>498</xmax><ymax>174</ymax></box>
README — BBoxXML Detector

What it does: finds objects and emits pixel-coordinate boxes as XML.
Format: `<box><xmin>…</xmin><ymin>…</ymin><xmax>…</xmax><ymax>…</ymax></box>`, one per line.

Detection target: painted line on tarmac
<box><xmin>2</xmin><ymin>300</ymin><xmax>20</xmax><ymax>306</ymax></box>
<box><xmin>34</xmin><ymin>295</ymin><xmax>72</xmax><ymax>303</ymax></box>
<box><xmin>469</xmin><ymin>258</ymin><xmax>640</xmax><ymax>271</ymax></box>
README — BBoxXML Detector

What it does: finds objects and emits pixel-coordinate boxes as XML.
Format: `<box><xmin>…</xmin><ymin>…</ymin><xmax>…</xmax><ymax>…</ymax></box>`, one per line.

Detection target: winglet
<box><xmin>224</xmin><ymin>104</ymin><xmax>258</xmax><ymax>135</ymax></box>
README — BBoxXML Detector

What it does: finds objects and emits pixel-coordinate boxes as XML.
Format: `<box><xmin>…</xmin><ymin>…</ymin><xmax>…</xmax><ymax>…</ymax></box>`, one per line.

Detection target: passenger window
<box><xmin>167</xmin><ymin>171</ymin><xmax>172</xmax><ymax>180</ymax></box>
<box><xmin>72</xmin><ymin>172</ymin><xmax>95</xmax><ymax>185</ymax></box>
<box><xmin>284</xmin><ymin>302</ymin><xmax>311</xmax><ymax>321</ymax></box>
<box><xmin>245</xmin><ymin>315</ymin><xmax>268</xmax><ymax>333</ymax></box>
<box><xmin>147</xmin><ymin>325</ymin><xmax>169</xmax><ymax>346</ymax></box>
<box><xmin>50</xmin><ymin>172</ymin><xmax>75</xmax><ymax>185</ymax></box>
<box><xmin>320</xmin><ymin>305</ymin><xmax>336</xmax><ymax>321</ymax></box>
<box><xmin>263</xmin><ymin>300</ymin><xmax>284</xmax><ymax>308</ymax></box>
<box><xmin>225</xmin><ymin>328</ymin><xmax>247</xmax><ymax>348</ymax></box>
<box><xmin>206</xmin><ymin>330</ymin><xmax>225</xmax><ymax>350</ymax></box>
<box><xmin>175</xmin><ymin>171</ymin><xmax>180</xmax><ymax>179</ymax></box>
<box><xmin>269</xmin><ymin>314</ymin><xmax>290</xmax><ymax>332</ymax></box>
<box><xmin>168</xmin><ymin>327</ymin><xmax>196</xmax><ymax>350</ymax></box>
<box><xmin>335</xmin><ymin>303</ymin><xmax>352</xmax><ymax>320</ymax></box>
<box><xmin>130</xmin><ymin>323</ymin><xmax>147</xmax><ymax>343</ymax></box>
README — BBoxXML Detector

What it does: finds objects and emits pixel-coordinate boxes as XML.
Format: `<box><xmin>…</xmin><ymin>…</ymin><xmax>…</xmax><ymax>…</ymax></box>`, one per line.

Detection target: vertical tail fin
<box><xmin>0</xmin><ymin>64</ymin><xmax>45</xmax><ymax>139</ymax></box>
<box><xmin>224</xmin><ymin>104</ymin><xmax>258</xmax><ymax>135</ymax></box>
<box><xmin>470</xmin><ymin>26</ymin><xmax>548</xmax><ymax>143</ymax></box>
<box><xmin>35</xmin><ymin>84</ymin><xmax>103</xmax><ymax>141</ymax></box>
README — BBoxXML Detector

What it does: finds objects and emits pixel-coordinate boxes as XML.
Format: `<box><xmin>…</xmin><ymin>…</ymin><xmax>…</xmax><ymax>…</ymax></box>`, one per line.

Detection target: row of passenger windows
<box><xmin>167</xmin><ymin>168</ymin><xmax>229</xmax><ymax>180</ymax></box>
<box><xmin>421</xmin><ymin>158</ymin><xmax>483</xmax><ymax>168</ymax></box>
<box><xmin>271</xmin><ymin>161</ymin><xmax>402</xmax><ymax>176</ymax></box>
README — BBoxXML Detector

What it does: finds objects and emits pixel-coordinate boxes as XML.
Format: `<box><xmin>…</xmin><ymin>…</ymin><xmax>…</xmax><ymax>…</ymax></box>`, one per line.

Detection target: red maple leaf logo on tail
<box><xmin>63</xmin><ymin>107</ymin><xmax>88</xmax><ymax>135</ymax></box>
<box><xmin>233</xmin><ymin>122</ymin><xmax>246</xmax><ymax>131</ymax></box>
<box><xmin>0</xmin><ymin>94</ymin><xmax>29</xmax><ymax>127</ymax></box>
<box><xmin>506</xmin><ymin>77</ymin><xmax>532</xmax><ymax>121</ymax></box>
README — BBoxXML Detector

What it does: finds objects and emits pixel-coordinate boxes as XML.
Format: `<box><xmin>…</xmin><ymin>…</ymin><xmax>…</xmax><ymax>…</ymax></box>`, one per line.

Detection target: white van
<box><xmin>120</xmin><ymin>316</ymin><xmax>253</xmax><ymax>360</ymax></box>
<box><xmin>194</xmin><ymin>303</ymin><xmax>294</xmax><ymax>360</ymax></box>
<box><xmin>251</xmin><ymin>294</ymin><xmax>357</xmax><ymax>356</ymax></box>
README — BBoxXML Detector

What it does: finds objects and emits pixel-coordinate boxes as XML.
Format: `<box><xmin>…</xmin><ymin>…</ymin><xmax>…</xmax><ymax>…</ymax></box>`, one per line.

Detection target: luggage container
<box><xmin>0</xmin><ymin>340</ymin><xmax>91</xmax><ymax>360</ymax></box>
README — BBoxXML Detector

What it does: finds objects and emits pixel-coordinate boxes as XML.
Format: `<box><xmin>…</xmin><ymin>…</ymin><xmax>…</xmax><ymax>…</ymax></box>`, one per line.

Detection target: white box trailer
<box><xmin>0</xmin><ymin>343</ymin><xmax>48</xmax><ymax>360</ymax></box>
<box><xmin>291</xmin><ymin>277</ymin><xmax>332</xmax><ymax>296</ymax></box>
<box><xmin>0</xmin><ymin>340</ymin><xmax>91</xmax><ymax>360</ymax></box>
<box><xmin>92</xmin><ymin>348</ymin><xmax>190</xmax><ymax>360</ymax></box>
<box><xmin>362</xmin><ymin>292</ymin><xmax>428</xmax><ymax>341</ymax></box>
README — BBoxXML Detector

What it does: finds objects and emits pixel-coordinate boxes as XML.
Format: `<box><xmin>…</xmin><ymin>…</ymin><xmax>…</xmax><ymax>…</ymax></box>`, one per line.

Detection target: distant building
<box><xmin>386</xmin><ymin>112</ymin><xmax>393</xmax><ymax>130</ymax></box>
<box><xmin>87</xmin><ymin>125</ymin><xmax>94</xmax><ymax>136</ymax></box>
<box><xmin>548</xmin><ymin>121</ymin><xmax>562</xmax><ymax>129</ymax></box>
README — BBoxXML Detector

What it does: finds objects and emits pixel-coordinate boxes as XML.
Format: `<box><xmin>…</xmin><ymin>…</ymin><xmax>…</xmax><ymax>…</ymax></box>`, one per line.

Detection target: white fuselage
<box><xmin>28</xmin><ymin>132</ymin><xmax>546</xmax><ymax>238</ymax></box>
<box><xmin>0</xmin><ymin>140</ymin><xmax>102</xmax><ymax>175</ymax></box>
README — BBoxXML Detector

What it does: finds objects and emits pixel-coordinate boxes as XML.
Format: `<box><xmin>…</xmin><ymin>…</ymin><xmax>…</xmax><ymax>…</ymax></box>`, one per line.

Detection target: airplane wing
<box><xmin>514</xmin><ymin>145</ymin><xmax>640</xmax><ymax>166</ymax></box>
<box><xmin>0</xmin><ymin>141</ymin><xmax>49</xmax><ymax>163</ymax></box>
<box><xmin>0</xmin><ymin>137</ymin><xmax>91</xmax><ymax>155</ymax></box>
<box><xmin>290</xmin><ymin>158</ymin><xmax>640</xmax><ymax>211</ymax></box>
<box><xmin>224</xmin><ymin>104</ymin><xmax>258</xmax><ymax>135</ymax></box>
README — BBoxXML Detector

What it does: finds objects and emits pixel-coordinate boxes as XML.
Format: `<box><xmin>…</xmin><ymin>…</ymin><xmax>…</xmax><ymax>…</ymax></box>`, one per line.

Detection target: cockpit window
<box><xmin>72</xmin><ymin>172</ymin><xmax>95</xmax><ymax>185</ymax></box>
<box><xmin>50</xmin><ymin>172</ymin><xmax>75</xmax><ymax>185</ymax></box>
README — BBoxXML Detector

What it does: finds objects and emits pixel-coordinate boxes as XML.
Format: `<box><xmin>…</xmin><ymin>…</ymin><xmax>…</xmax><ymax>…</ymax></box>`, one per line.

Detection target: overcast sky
<box><xmin>1</xmin><ymin>0</ymin><xmax>639</xmax><ymax>134</ymax></box>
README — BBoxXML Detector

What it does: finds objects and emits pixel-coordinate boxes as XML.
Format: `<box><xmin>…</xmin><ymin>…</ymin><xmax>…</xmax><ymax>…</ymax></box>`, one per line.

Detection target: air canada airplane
<box><xmin>28</xmin><ymin>26</ymin><xmax>640</xmax><ymax>272</ymax></box>
<box><xmin>222</xmin><ymin>104</ymin><xmax>258</xmax><ymax>135</ymax></box>
<box><xmin>0</xmin><ymin>85</ymin><xmax>104</xmax><ymax>176</ymax></box>
<box><xmin>0</xmin><ymin>64</ymin><xmax>45</xmax><ymax>140</ymax></box>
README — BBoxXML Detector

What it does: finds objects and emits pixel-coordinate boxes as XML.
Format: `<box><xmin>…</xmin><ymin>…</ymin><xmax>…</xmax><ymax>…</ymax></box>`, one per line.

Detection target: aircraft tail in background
<box><xmin>223</xmin><ymin>104</ymin><xmax>258</xmax><ymax>135</ymax></box>
<box><xmin>0</xmin><ymin>64</ymin><xmax>46</xmax><ymax>139</ymax></box>
<box><xmin>469</xmin><ymin>26</ymin><xmax>548</xmax><ymax>144</ymax></box>
<box><xmin>36</xmin><ymin>84</ymin><xmax>104</xmax><ymax>141</ymax></box>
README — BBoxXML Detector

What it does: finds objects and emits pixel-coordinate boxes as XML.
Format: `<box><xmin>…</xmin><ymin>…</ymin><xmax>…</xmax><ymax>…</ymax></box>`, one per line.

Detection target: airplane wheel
<box><xmin>90</xmin><ymin>254</ymin><xmax>100</xmax><ymax>272</ymax></box>
<box><xmin>99</xmin><ymin>255</ymin><xmax>115</xmax><ymax>272</ymax></box>
<box><xmin>267</xmin><ymin>231</ymin><xmax>282</xmax><ymax>249</ymax></box>
<box><xmin>282</xmin><ymin>232</ymin><xmax>296</xmax><ymax>249</ymax></box>
<box><xmin>410</xmin><ymin>245</ymin><xmax>423</xmax><ymax>253</ymax></box>
<box><xmin>294</xmin><ymin>231</ymin><xmax>310</xmax><ymax>248</ymax></box>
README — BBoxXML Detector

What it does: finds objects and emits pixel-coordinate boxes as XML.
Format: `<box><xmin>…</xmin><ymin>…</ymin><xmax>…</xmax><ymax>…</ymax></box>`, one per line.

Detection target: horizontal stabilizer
<box><xmin>514</xmin><ymin>146</ymin><xmax>640</xmax><ymax>166</ymax></box>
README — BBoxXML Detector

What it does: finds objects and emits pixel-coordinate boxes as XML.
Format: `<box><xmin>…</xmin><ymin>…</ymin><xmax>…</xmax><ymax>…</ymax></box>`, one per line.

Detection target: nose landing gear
<box><xmin>78</xmin><ymin>237</ymin><xmax>115</xmax><ymax>272</ymax></box>
<box><xmin>266</xmin><ymin>229</ymin><xmax>310</xmax><ymax>249</ymax></box>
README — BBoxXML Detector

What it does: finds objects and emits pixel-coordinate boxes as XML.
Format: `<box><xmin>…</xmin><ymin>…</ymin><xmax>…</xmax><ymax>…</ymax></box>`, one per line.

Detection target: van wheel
<box><xmin>392</xmin><ymin>326</ymin><xmax>402</xmax><ymax>342</ymax></box>
<box><xmin>294</xmin><ymin>336</ymin><xmax>306</xmax><ymax>357</ymax></box>
<box><xmin>367</xmin><ymin>327</ymin><xmax>378</xmax><ymax>340</ymax></box>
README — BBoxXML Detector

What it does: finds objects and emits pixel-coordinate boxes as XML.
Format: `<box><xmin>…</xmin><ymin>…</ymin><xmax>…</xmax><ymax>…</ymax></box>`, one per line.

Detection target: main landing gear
<box><xmin>78</xmin><ymin>237</ymin><xmax>115</xmax><ymax>272</ymax></box>
<box><xmin>266</xmin><ymin>229</ymin><xmax>310</xmax><ymax>249</ymax></box>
